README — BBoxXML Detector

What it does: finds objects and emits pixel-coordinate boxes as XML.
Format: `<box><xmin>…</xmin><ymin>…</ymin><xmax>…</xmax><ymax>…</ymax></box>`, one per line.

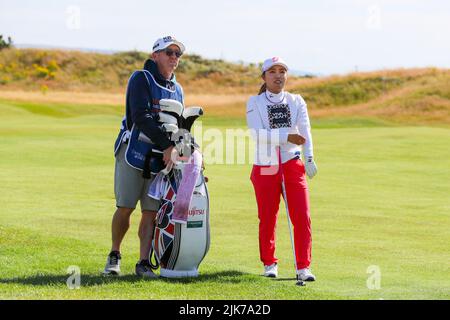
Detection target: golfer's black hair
<box><xmin>258</xmin><ymin>71</ymin><xmax>266</xmax><ymax>95</ymax></box>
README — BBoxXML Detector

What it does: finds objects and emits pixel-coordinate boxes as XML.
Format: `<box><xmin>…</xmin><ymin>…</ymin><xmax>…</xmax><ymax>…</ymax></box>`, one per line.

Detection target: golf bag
<box><xmin>149</xmin><ymin>163</ymin><xmax>210</xmax><ymax>278</ymax></box>
<box><xmin>147</xmin><ymin>100</ymin><xmax>210</xmax><ymax>278</ymax></box>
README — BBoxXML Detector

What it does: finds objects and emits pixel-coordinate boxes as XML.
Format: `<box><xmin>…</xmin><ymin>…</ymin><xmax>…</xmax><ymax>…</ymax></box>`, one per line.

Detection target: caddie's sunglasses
<box><xmin>163</xmin><ymin>48</ymin><xmax>182</xmax><ymax>58</ymax></box>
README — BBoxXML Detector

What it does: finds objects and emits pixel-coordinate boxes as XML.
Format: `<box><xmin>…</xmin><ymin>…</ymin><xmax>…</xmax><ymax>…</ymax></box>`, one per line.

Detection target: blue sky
<box><xmin>1</xmin><ymin>0</ymin><xmax>449</xmax><ymax>74</ymax></box>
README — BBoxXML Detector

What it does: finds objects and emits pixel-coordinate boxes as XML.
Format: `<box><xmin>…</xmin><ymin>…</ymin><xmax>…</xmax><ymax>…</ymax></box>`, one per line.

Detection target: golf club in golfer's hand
<box><xmin>277</xmin><ymin>146</ymin><xmax>306</xmax><ymax>287</ymax></box>
<box><xmin>304</xmin><ymin>156</ymin><xmax>318</xmax><ymax>179</ymax></box>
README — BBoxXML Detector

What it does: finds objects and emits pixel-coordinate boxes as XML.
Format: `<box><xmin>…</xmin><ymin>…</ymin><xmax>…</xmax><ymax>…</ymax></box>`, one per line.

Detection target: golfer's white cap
<box><xmin>261</xmin><ymin>57</ymin><xmax>289</xmax><ymax>73</ymax></box>
<box><xmin>152</xmin><ymin>36</ymin><xmax>185</xmax><ymax>53</ymax></box>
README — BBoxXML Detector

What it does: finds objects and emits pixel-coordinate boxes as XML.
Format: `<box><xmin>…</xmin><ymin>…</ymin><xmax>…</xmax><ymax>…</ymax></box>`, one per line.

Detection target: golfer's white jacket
<box><xmin>246</xmin><ymin>90</ymin><xmax>313</xmax><ymax>165</ymax></box>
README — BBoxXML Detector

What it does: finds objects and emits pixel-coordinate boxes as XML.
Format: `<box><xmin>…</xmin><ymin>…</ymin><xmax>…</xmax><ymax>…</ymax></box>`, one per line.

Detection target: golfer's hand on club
<box><xmin>288</xmin><ymin>134</ymin><xmax>306</xmax><ymax>145</ymax></box>
<box><xmin>304</xmin><ymin>156</ymin><xmax>318</xmax><ymax>179</ymax></box>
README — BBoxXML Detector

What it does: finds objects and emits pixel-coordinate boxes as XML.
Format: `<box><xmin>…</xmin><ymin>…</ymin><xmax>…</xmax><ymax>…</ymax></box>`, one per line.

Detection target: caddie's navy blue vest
<box><xmin>114</xmin><ymin>69</ymin><xmax>184</xmax><ymax>171</ymax></box>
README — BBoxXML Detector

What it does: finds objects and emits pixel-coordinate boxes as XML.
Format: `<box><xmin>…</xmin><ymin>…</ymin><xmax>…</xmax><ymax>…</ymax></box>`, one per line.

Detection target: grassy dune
<box><xmin>294</xmin><ymin>68</ymin><xmax>450</xmax><ymax>125</ymax></box>
<box><xmin>0</xmin><ymin>48</ymin><xmax>261</xmax><ymax>93</ymax></box>
<box><xmin>1</xmin><ymin>48</ymin><xmax>448</xmax><ymax>125</ymax></box>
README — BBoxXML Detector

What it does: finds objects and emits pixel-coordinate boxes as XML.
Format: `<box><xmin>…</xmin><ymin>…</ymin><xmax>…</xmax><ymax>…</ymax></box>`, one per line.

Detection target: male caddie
<box><xmin>103</xmin><ymin>36</ymin><xmax>185</xmax><ymax>278</ymax></box>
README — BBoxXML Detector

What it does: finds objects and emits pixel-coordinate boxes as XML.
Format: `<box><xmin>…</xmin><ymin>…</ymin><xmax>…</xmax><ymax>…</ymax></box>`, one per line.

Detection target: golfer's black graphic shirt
<box><xmin>267</xmin><ymin>103</ymin><xmax>292</xmax><ymax>129</ymax></box>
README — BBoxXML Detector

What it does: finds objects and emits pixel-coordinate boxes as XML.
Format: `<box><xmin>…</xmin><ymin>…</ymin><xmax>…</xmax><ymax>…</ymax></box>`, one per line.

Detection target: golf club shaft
<box><xmin>277</xmin><ymin>147</ymin><xmax>299</xmax><ymax>278</ymax></box>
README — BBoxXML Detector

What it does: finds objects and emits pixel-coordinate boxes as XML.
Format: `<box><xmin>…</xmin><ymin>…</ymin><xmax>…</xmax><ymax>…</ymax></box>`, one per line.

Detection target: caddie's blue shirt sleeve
<box><xmin>127</xmin><ymin>71</ymin><xmax>174</xmax><ymax>150</ymax></box>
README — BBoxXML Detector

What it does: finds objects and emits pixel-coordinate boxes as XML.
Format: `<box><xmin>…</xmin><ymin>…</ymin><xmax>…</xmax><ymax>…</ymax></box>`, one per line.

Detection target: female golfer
<box><xmin>246</xmin><ymin>57</ymin><xmax>318</xmax><ymax>281</ymax></box>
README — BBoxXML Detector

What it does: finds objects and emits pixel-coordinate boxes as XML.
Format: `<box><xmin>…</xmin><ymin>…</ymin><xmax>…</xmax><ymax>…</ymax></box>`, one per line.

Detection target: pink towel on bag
<box><xmin>172</xmin><ymin>150</ymin><xmax>202</xmax><ymax>224</ymax></box>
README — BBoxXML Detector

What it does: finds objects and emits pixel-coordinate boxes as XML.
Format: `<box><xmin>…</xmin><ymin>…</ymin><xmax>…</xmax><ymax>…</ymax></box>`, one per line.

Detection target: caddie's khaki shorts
<box><xmin>114</xmin><ymin>144</ymin><xmax>160</xmax><ymax>211</ymax></box>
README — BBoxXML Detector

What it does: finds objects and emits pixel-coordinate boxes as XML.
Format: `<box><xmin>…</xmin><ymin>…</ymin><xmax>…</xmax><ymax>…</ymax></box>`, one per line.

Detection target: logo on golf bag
<box><xmin>188</xmin><ymin>207</ymin><xmax>205</xmax><ymax>216</ymax></box>
<box><xmin>157</xmin><ymin>199</ymin><xmax>174</xmax><ymax>229</ymax></box>
<box><xmin>154</xmin><ymin>179</ymin><xmax>177</xmax><ymax>269</ymax></box>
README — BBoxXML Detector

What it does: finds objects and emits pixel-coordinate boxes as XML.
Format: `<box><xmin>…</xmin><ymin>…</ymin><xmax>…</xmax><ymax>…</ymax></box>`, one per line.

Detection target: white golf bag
<box><xmin>146</xmin><ymin>99</ymin><xmax>210</xmax><ymax>278</ymax></box>
<box><xmin>150</xmin><ymin>164</ymin><xmax>210</xmax><ymax>278</ymax></box>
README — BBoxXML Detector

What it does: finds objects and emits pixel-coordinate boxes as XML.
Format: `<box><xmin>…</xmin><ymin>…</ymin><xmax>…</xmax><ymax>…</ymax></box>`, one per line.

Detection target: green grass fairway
<box><xmin>0</xmin><ymin>99</ymin><xmax>449</xmax><ymax>299</ymax></box>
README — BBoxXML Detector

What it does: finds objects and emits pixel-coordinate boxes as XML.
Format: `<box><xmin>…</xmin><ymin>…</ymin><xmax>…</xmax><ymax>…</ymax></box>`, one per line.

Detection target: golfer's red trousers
<box><xmin>250</xmin><ymin>158</ymin><xmax>312</xmax><ymax>269</ymax></box>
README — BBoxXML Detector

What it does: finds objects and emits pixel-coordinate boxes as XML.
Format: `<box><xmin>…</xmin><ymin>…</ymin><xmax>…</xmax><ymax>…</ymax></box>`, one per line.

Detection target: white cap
<box><xmin>261</xmin><ymin>57</ymin><xmax>289</xmax><ymax>73</ymax></box>
<box><xmin>152</xmin><ymin>36</ymin><xmax>185</xmax><ymax>53</ymax></box>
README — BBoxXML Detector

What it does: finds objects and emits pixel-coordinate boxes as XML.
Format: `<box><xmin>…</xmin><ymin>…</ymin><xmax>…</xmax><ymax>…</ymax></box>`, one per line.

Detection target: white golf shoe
<box><xmin>296</xmin><ymin>268</ymin><xmax>316</xmax><ymax>281</ymax></box>
<box><xmin>103</xmin><ymin>251</ymin><xmax>121</xmax><ymax>275</ymax></box>
<box><xmin>263</xmin><ymin>263</ymin><xmax>278</xmax><ymax>278</ymax></box>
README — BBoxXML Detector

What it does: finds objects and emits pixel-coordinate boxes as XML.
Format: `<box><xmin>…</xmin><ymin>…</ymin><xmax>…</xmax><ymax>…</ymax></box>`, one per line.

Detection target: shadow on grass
<box><xmin>273</xmin><ymin>277</ymin><xmax>299</xmax><ymax>281</ymax></box>
<box><xmin>0</xmin><ymin>270</ymin><xmax>253</xmax><ymax>287</ymax></box>
<box><xmin>255</xmin><ymin>275</ymin><xmax>301</xmax><ymax>283</ymax></box>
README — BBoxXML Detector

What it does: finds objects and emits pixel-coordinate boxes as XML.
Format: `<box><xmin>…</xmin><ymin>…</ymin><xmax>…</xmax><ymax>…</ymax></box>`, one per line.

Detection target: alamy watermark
<box><xmin>168</xmin><ymin>122</ymin><xmax>289</xmax><ymax>175</ymax></box>
<box><xmin>66</xmin><ymin>5</ymin><xmax>81</xmax><ymax>30</ymax></box>
<box><xmin>66</xmin><ymin>265</ymin><xmax>81</xmax><ymax>289</ymax></box>
<box><xmin>366</xmin><ymin>265</ymin><xmax>381</xmax><ymax>290</ymax></box>
<box><xmin>366</xmin><ymin>5</ymin><xmax>382</xmax><ymax>30</ymax></box>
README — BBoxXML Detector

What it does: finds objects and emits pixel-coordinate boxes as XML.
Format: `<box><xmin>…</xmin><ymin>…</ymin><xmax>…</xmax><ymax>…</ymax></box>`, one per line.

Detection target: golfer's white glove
<box><xmin>304</xmin><ymin>156</ymin><xmax>318</xmax><ymax>179</ymax></box>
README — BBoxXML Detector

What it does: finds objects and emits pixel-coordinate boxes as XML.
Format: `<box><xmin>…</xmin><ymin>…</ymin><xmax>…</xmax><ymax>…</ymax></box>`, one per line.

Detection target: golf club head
<box><xmin>295</xmin><ymin>274</ymin><xmax>306</xmax><ymax>286</ymax></box>
<box><xmin>159</xmin><ymin>99</ymin><xmax>183</xmax><ymax>117</ymax></box>
<box><xmin>161</xmin><ymin>123</ymin><xmax>179</xmax><ymax>134</ymax></box>
<box><xmin>158</xmin><ymin>112</ymin><xmax>178</xmax><ymax>125</ymax></box>
<box><xmin>181</xmin><ymin>106</ymin><xmax>203</xmax><ymax>132</ymax></box>
<box><xmin>296</xmin><ymin>280</ymin><xmax>306</xmax><ymax>286</ymax></box>
<box><xmin>161</xmin><ymin>111</ymin><xmax>182</xmax><ymax>123</ymax></box>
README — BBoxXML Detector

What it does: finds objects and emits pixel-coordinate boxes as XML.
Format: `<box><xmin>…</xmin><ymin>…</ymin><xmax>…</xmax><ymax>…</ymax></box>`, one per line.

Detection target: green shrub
<box><xmin>0</xmin><ymin>35</ymin><xmax>13</xmax><ymax>50</ymax></box>
<box><xmin>47</xmin><ymin>60</ymin><xmax>59</xmax><ymax>72</ymax></box>
<box><xmin>0</xmin><ymin>75</ymin><xmax>11</xmax><ymax>85</ymax></box>
<box><xmin>33</xmin><ymin>64</ymin><xmax>50</xmax><ymax>78</ymax></box>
